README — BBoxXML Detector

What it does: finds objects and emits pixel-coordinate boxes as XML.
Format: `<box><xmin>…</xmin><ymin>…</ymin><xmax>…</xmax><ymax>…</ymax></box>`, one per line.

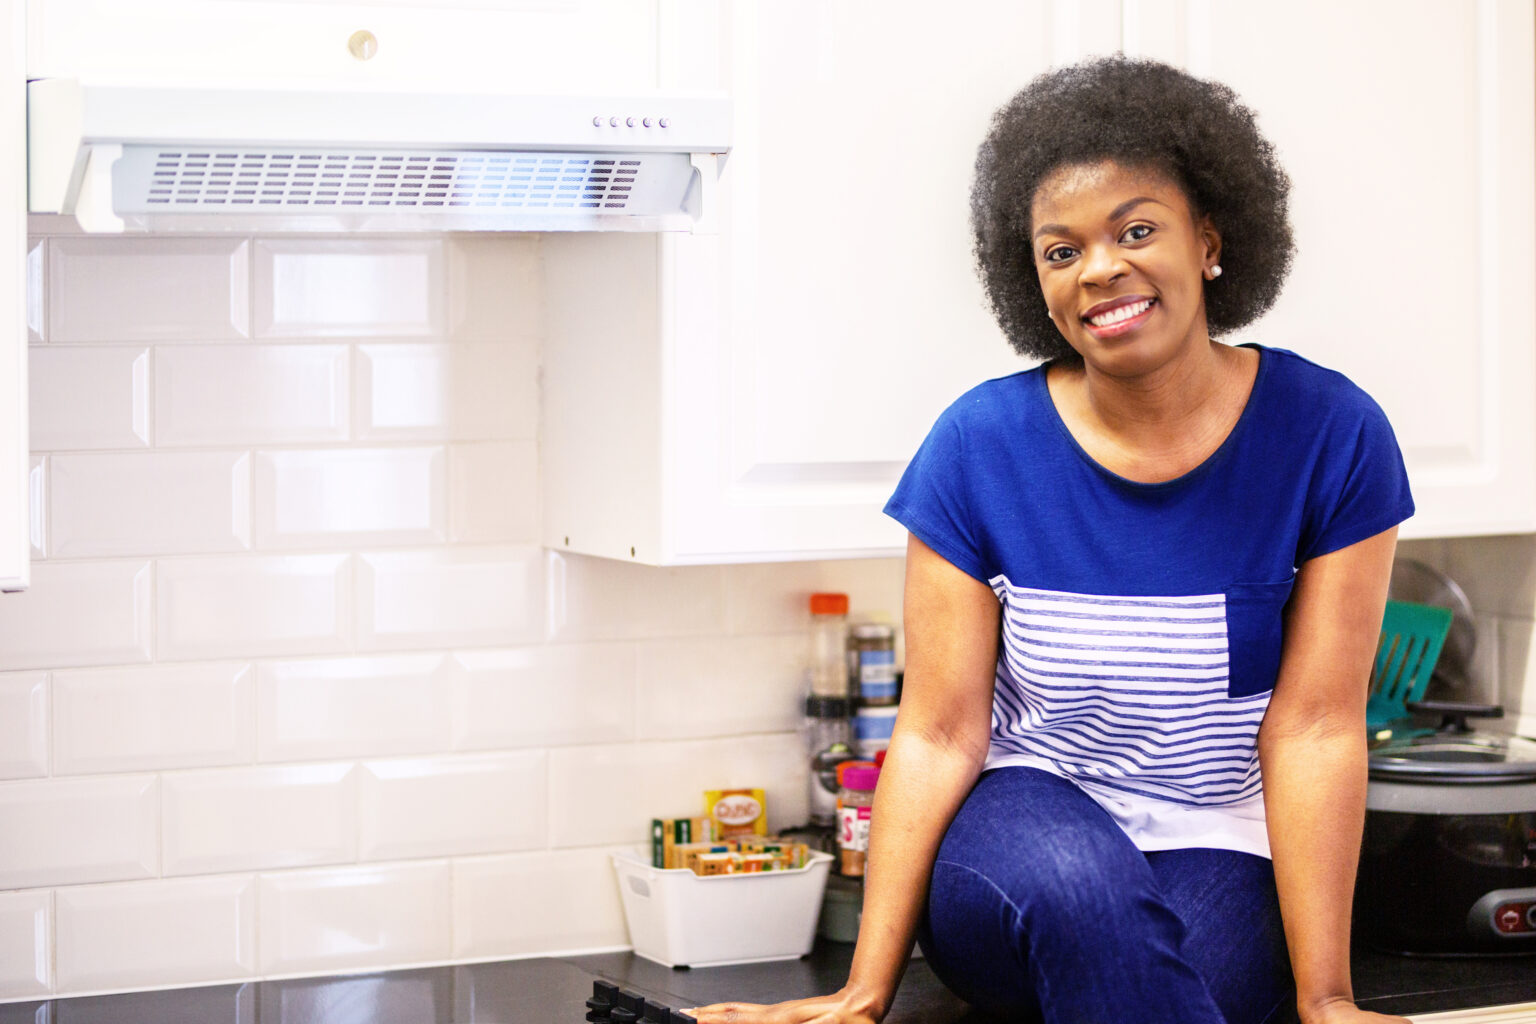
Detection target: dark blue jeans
<box><xmin>915</xmin><ymin>767</ymin><xmax>1296</xmax><ymax>1024</ymax></box>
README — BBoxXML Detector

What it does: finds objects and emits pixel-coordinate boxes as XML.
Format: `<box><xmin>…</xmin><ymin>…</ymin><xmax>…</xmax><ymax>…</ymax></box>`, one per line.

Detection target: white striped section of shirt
<box><xmin>987</xmin><ymin>578</ymin><xmax>1270</xmax><ymax>807</ymax></box>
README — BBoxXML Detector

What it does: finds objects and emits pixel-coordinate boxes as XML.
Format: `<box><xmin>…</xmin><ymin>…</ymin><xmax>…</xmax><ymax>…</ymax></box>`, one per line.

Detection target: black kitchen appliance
<box><xmin>1355</xmin><ymin>701</ymin><xmax>1536</xmax><ymax>955</ymax></box>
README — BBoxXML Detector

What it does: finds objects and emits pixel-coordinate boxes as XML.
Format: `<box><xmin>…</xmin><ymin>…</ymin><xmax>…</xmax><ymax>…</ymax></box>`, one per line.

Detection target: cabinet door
<box><xmin>26</xmin><ymin>0</ymin><xmax>663</xmax><ymax>92</ymax></box>
<box><xmin>665</xmin><ymin>0</ymin><xmax>1074</xmax><ymax>561</ymax></box>
<box><xmin>1125</xmin><ymin>0</ymin><xmax>1536</xmax><ymax>539</ymax></box>
<box><xmin>2</xmin><ymin>0</ymin><xmax>27</xmax><ymax>591</ymax></box>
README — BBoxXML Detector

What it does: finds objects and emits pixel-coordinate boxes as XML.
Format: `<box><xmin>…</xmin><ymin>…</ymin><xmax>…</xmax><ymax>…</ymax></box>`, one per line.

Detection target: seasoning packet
<box><xmin>650</xmin><ymin>816</ymin><xmax>716</xmax><ymax>868</ymax></box>
<box><xmin>704</xmin><ymin>788</ymin><xmax>768</xmax><ymax>839</ymax></box>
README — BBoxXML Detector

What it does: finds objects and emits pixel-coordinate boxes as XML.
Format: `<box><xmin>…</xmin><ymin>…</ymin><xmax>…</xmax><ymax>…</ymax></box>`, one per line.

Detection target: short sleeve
<box><xmin>1298</xmin><ymin>399</ymin><xmax>1415</xmax><ymax>563</ymax></box>
<box><xmin>883</xmin><ymin>407</ymin><xmax>990</xmax><ymax>581</ymax></box>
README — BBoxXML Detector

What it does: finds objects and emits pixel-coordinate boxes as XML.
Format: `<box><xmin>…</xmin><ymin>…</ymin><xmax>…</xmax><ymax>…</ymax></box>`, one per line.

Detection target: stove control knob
<box><xmin>611</xmin><ymin>989</ymin><xmax>645</xmax><ymax>1023</ymax></box>
<box><xmin>586</xmin><ymin>979</ymin><xmax>619</xmax><ymax>1022</ymax></box>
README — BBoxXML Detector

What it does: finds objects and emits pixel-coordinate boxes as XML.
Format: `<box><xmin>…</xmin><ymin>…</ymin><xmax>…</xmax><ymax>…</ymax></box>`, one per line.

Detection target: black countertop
<box><xmin>2</xmin><ymin>939</ymin><xmax>1532</xmax><ymax>1023</ymax></box>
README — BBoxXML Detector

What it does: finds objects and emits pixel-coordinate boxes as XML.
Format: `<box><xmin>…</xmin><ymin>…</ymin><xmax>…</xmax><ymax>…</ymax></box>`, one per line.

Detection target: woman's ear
<box><xmin>1200</xmin><ymin>216</ymin><xmax>1223</xmax><ymax>273</ymax></box>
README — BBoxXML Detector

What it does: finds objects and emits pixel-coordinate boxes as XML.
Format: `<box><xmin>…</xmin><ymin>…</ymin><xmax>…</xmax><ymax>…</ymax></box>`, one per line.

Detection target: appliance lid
<box><xmin>1369</xmin><ymin>731</ymin><xmax>1536</xmax><ymax>784</ymax></box>
<box><xmin>27</xmin><ymin>78</ymin><xmax>730</xmax><ymax>234</ymax></box>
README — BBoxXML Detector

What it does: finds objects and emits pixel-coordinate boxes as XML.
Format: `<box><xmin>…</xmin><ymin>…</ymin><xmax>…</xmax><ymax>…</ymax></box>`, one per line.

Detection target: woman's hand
<box><xmin>683</xmin><ymin>988</ymin><xmax>883</xmax><ymax>1024</ymax></box>
<box><xmin>1302</xmin><ymin>997</ymin><xmax>1410</xmax><ymax>1024</ymax></box>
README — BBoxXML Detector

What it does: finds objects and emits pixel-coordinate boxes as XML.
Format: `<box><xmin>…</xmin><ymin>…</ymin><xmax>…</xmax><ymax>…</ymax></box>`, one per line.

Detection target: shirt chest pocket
<box><xmin>1224</xmin><ymin>579</ymin><xmax>1297</xmax><ymax>699</ymax></box>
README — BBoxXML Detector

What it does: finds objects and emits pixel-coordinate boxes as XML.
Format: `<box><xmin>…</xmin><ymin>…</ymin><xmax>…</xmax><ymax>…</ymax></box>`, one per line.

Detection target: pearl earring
<box><xmin>1207</xmin><ymin>264</ymin><xmax>1223</xmax><ymax>279</ymax></box>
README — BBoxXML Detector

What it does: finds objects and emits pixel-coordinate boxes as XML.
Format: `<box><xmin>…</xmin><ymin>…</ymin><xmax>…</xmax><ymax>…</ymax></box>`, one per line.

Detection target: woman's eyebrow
<box><xmin>1033</xmin><ymin>196</ymin><xmax>1167</xmax><ymax>240</ymax></box>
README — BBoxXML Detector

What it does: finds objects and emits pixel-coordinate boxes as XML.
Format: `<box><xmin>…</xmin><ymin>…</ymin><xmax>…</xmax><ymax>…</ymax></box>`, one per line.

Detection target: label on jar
<box><xmin>838</xmin><ymin>804</ymin><xmax>873</xmax><ymax>851</ymax></box>
<box><xmin>857</xmin><ymin>650</ymin><xmax>897</xmax><ymax>700</ymax></box>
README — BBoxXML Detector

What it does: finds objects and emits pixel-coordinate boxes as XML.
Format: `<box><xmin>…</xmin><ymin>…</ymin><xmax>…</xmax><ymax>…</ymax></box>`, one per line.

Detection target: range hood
<box><xmin>27</xmin><ymin>78</ymin><xmax>730</xmax><ymax>234</ymax></box>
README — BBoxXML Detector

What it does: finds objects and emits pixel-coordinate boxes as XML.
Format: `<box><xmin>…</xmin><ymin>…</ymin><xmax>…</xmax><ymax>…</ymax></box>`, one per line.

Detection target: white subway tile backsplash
<box><xmin>257</xmin><ymin>862</ymin><xmax>451</xmax><ymax>975</ymax></box>
<box><xmin>0</xmin><ymin>560</ymin><xmax>152</xmax><ymax>672</ymax></box>
<box><xmin>450</xmin><ymin>644</ymin><xmax>636</xmax><ymax>751</ymax></box>
<box><xmin>636</xmin><ymin>634</ymin><xmax>805</xmax><ymax>740</ymax></box>
<box><xmin>28</xmin><ymin>456</ymin><xmax>44</xmax><ymax>560</ymax></box>
<box><xmin>723</xmin><ymin>558</ymin><xmax>907</xmax><ymax>635</ymax></box>
<box><xmin>357</xmin><ymin>751</ymin><xmax>546</xmax><ymax>861</ymax></box>
<box><xmin>546</xmin><ymin>553</ymin><xmax>727</xmax><ymax>643</ymax></box>
<box><xmin>355</xmin><ymin>546</ymin><xmax>543</xmax><ymax>651</ymax></box>
<box><xmin>162</xmin><ymin>764</ymin><xmax>356</xmax><ymax>876</ymax></box>
<box><xmin>0</xmin><ymin>775</ymin><xmax>158</xmax><ymax>888</ymax></box>
<box><xmin>257</xmin><ymin>654</ymin><xmax>453</xmax><ymax>762</ymax></box>
<box><xmin>354</xmin><ymin>342</ymin><xmax>539</xmax><ymax>442</ymax></box>
<box><xmin>157</xmin><ymin>554</ymin><xmax>351</xmax><ymax>662</ymax></box>
<box><xmin>448</xmin><ymin>441</ymin><xmax>539</xmax><ymax>544</ymax></box>
<box><xmin>0</xmin><ymin>890</ymin><xmax>52</xmax><ymax>999</ymax></box>
<box><xmin>447</xmin><ymin>236</ymin><xmax>543</xmax><ymax>344</ymax></box>
<box><xmin>53</xmin><ymin>663</ymin><xmax>254</xmax><ymax>775</ymax></box>
<box><xmin>25</xmin><ymin>238</ymin><xmax>43</xmax><ymax>342</ymax></box>
<box><xmin>453</xmin><ymin>848</ymin><xmax>628</xmax><ymax>959</ymax></box>
<box><xmin>547</xmin><ymin>733</ymin><xmax>807</xmax><ymax>848</ymax></box>
<box><xmin>0</xmin><ymin>672</ymin><xmax>47</xmax><ymax>780</ymax></box>
<box><xmin>48</xmin><ymin>237</ymin><xmax>250</xmax><ymax>342</ymax></box>
<box><xmin>55</xmin><ymin>876</ymin><xmax>256</xmax><ymax>994</ymax></box>
<box><xmin>254</xmin><ymin>239</ymin><xmax>444</xmax><ymax>339</ymax></box>
<box><xmin>28</xmin><ymin>345</ymin><xmax>151</xmax><ymax>450</ymax></box>
<box><xmin>50</xmin><ymin>451</ymin><xmax>252</xmax><ymax>557</ymax></box>
<box><xmin>156</xmin><ymin>345</ymin><xmax>350</xmax><ymax>447</ymax></box>
<box><xmin>253</xmin><ymin>447</ymin><xmax>445</xmax><ymax>550</ymax></box>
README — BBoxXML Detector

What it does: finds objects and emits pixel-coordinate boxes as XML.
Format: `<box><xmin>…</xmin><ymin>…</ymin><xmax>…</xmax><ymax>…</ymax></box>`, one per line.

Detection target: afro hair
<box><xmin>971</xmin><ymin>56</ymin><xmax>1295</xmax><ymax>362</ymax></box>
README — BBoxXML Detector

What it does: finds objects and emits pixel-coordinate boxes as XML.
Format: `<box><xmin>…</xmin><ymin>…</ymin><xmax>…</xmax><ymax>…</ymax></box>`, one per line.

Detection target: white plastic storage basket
<box><xmin>611</xmin><ymin>847</ymin><xmax>834</xmax><ymax>968</ymax></box>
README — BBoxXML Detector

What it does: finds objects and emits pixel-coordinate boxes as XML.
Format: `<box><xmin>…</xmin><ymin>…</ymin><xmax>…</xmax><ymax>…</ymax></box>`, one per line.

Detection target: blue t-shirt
<box><xmin>884</xmin><ymin>345</ymin><xmax>1414</xmax><ymax>857</ymax></box>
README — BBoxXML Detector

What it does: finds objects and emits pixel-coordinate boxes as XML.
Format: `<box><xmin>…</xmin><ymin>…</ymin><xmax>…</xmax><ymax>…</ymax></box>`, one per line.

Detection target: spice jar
<box><xmin>849</xmin><ymin>624</ymin><xmax>897</xmax><ymax>704</ymax></box>
<box><xmin>837</xmin><ymin>763</ymin><xmax>881</xmax><ymax>877</ymax></box>
<box><xmin>808</xmin><ymin>593</ymin><xmax>851</xmax><ymax>698</ymax></box>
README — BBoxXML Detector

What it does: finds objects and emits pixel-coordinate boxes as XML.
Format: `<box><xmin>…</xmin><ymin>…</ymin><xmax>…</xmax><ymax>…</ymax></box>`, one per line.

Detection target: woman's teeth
<box><xmin>1088</xmin><ymin>299</ymin><xmax>1153</xmax><ymax>327</ymax></box>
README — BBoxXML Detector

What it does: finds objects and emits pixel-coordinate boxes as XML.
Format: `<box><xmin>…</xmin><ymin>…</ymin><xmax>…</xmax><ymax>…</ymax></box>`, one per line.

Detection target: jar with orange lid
<box><xmin>807</xmin><ymin>592</ymin><xmax>850</xmax><ymax>698</ymax></box>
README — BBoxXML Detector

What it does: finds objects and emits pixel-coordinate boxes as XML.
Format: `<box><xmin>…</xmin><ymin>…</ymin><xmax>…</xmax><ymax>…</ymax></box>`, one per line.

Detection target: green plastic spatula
<box><xmin>1365</xmin><ymin>599</ymin><xmax>1454</xmax><ymax>733</ymax></box>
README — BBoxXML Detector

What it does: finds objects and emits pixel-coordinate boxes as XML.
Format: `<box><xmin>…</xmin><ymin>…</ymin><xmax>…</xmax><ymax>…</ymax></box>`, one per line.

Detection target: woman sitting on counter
<box><xmin>687</xmin><ymin>56</ymin><xmax>1414</xmax><ymax>1024</ymax></box>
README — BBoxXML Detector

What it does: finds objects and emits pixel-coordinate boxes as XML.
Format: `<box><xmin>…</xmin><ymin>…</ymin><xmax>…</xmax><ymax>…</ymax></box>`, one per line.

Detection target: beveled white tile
<box><xmin>354</xmin><ymin>342</ymin><xmax>538</xmax><ymax>441</ymax></box>
<box><xmin>448</xmin><ymin>441</ymin><xmax>539</xmax><ymax>543</ymax></box>
<box><xmin>28</xmin><ymin>345</ymin><xmax>151</xmax><ymax>450</ymax></box>
<box><xmin>257</xmin><ymin>654</ymin><xmax>452</xmax><ymax>762</ymax></box>
<box><xmin>0</xmin><ymin>560</ymin><xmax>152</xmax><ymax>672</ymax></box>
<box><xmin>355</xmin><ymin>546</ymin><xmax>543</xmax><ymax>651</ymax></box>
<box><xmin>0</xmin><ymin>672</ymin><xmax>49</xmax><ymax>780</ymax></box>
<box><xmin>54</xmin><ymin>663</ymin><xmax>254</xmax><ymax>775</ymax></box>
<box><xmin>27</xmin><ymin>455</ymin><xmax>44</xmax><ymax>560</ymax></box>
<box><xmin>254</xmin><ymin>239</ymin><xmax>444</xmax><ymax>338</ymax></box>
<box><xmin>453</xmin><ymin>848</ymin><xmax>628</xmax><ymax>959</ymax></box>
<box><xmin>157</xmin><ymin>554</ymin><xmax>351</xmax><ymax>662</ymax></box>
<box><xmin>357</xmin><ymin>751</ymin><xmax>546</xmax><ymax>861</ymax></box>
<box><xmin>636</xmin><ymin>634</ymin><xmax>805</xmax><ymax>740</ymax></box>
<box><xmin>447</xmin><ymin>236</ymin><xmax>543</xmax><ymax>343</ymax></box>
<box><xmin>257</xmin><ymin>861</ymin><xmax>451</xmax><ymax>975</ymax></box>
<box><xmin>50</xmin><ymin>451</ymin><xmax>252</xmax><ymax>557</ymax></box>
<box><xmin>0</xmin><ymin>775</ymin><xmax>158</xmax><ymax>888</ymax></box>
<box><xmin>546</xmin><ymin>551</ymin><xmax>727</xmax><ymax>643</ymax></box>
<box><xmin>55</xmin><ymin>875</ymin><xmax>255</xmax><ymax>994</ymax></box>
<box><xmin>0</xmin><ymin>890</ymin><xmax>52</xmax><ymax>999</ymax></box>
<box><xmin>547</xmin><ymin>733</ymin><xmax>807</xmax><ymax>847</ymax></box>
<box><xmin>253</xmin><ymin>447</ymin><xmax>445</xmax><ymax>550</ymax></box>
<box><xmin>162</xmin><ymin>764</ymin><xmax>356</xmax><ymax>876</ymax></box>
<box><xmin>1494</xmin><ymin>616</ymin><xmax>1536</xmax><ymax>729</ymax></box>
<box><xmin>450</xmin><ymin>644</ymin><xmax>635</xmax><ymax>751</ymax></box>
<box><xmin>1445</xmin><ymin>534</ymin><xmax>1536</xmax><ymax>619</ymax></box>
<box><xmin>49</xmin><ymin>237</ymin><xmax>249</xmax><ymax>342</ymax></box>
<box><xmin>156</xmin><ymin>345</ymin><xmax>350</xmax><ymax>447</ymax></box>
<box><xmin>723</xmin><ymin>558</ymin><xmax>907</xmax><ymax>635</ymax></box>
<box><xmin>25</xmin><ymin>238</ymin><xmax>43</xmax><ymax>342</ymax></box>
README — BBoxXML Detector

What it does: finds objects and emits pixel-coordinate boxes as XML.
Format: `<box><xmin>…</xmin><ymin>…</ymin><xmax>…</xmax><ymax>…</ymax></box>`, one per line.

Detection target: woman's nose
<box><xmin>1078</xmin><ymin>244</ymin><xmax>1126</xmax><ymax>287</ymax></box>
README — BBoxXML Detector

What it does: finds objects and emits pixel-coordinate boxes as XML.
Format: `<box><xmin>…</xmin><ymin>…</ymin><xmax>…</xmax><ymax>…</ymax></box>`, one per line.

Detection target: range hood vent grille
<box><xmin>123</xmin><ymin>146</ymin><xmax>687</xmax><ymax>214</ymax></box>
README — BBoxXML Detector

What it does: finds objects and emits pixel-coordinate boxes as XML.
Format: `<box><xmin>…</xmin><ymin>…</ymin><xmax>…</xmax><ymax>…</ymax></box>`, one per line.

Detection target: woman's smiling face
<box><xmin>1030</xmin><ymin>160</ymin><xmax>1221</xmax><ymax>375</ymax></box>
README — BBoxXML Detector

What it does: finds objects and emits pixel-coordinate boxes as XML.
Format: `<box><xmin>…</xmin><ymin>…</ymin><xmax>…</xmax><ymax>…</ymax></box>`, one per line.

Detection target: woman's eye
<box><xmin>1043</xmin><ymin>245</ymin><xmax>1077</xmax><ymax>263</ymax></box>
<box><xmin>1122</xmin><ymin>224</ymin><xmax>1153</xmax><ymax>243</ymax></box>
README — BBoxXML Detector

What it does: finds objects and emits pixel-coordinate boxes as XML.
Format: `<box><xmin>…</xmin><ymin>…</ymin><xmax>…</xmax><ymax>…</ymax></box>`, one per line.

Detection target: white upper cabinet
<box><xmin>546</xmin><ymin>0</ymin><xmax>1536</xmax><ymax>564</ymax></box>
<box><xmin>26</xmin><ymin>0</ymin><xmax>663</xmax><ymax>91</ymax></box>
<box><xmin>2</xmin><ymin>0</ymin><xmax>28</xmax><ymax>592</ymax></box>
<box><xmin>1125</xmin><ymin>0</ymin><xmax>1536</xmax><ymax>539</ymax></box>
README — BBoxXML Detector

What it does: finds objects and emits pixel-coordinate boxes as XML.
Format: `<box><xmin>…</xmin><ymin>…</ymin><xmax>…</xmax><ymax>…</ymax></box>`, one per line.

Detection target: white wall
<box><xmin>0</xmin><ymin>232</ymin><xmax>906</xmax><ymax>1001</ymax></box>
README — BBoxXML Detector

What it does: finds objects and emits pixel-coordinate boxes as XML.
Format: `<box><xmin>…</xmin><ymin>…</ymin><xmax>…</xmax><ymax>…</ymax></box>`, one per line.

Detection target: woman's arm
<box><xmin>1258</xmin><ymin>526</ymin><xmax>1410</xmax><ymax>1024</ymax></box>
<box><xmin>687</xmin><ymin>534</ymin><xmax>1000</xmax><ymax>1024</ymax></box>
